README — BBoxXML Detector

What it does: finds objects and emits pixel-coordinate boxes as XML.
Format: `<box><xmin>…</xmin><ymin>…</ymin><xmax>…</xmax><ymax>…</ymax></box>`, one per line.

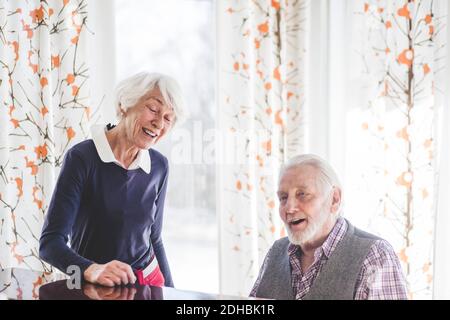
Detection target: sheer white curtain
<box><xmin>326</xmin><ymin>0</ymin><xmax>449</xmax><ymax>299</ymax></box>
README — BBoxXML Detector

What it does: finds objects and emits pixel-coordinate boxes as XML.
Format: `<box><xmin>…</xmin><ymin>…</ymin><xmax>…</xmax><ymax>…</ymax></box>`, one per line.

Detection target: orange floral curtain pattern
<box><xmin>217</xmin><ymin>0</ymin><xmax>308</xmax><ymax>296</ymax></box>
<box><xmin>345</xmin><ymin>0</ymin><xmax>447</xmax><ymax>299</ymax></box>
<box><xmin>0</xmin><ymin>0</ymin><xmax>95</xmax><ymax>274</ymax></box>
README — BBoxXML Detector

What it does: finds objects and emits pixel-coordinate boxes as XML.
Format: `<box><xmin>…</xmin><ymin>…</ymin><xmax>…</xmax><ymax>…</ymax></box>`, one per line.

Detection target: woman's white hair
<box><xmin>280</xmin><ymin>154</ymin><xmax>344</xmax><ymax>216</ymax></box>
<box><xmin>114</xmin><ymin>72</ymin><xmax>186</xmax><ymax>126</ymax></box>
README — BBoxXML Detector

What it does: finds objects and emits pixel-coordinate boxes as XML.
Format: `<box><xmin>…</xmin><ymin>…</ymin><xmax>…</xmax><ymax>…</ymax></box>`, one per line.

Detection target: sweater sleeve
<box><xmin>150</xmin><ymin>160</ymin><xmax>174</xmax><ymax>287</ymax></box>
<box><xmin>39</xmin><ymin>147</ymin><xmax>94</xmax><ymax>276</ymax></box>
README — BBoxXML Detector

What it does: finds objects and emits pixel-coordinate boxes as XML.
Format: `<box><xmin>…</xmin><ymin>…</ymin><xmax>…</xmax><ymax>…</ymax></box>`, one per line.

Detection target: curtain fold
<box><xmin>0</xmin><ymin>0</ymin><xmax>96</xmax><ymax>276</ymax></box>
<box><xmin>217</xmin><ymin>0</ymin><xmax>309</xmax><ymax>296</ymax></box>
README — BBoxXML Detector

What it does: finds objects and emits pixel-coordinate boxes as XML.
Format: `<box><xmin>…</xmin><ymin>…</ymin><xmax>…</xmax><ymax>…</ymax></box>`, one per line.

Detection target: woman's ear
<box><xmin>119</xmin><ymin>103</ymin><xmax>127</xmax><ymax>117</ymax></box>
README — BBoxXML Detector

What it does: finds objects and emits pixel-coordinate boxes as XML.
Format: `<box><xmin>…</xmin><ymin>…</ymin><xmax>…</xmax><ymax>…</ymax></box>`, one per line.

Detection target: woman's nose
<box><xmin>151</xmin><ymin>116</ymin><xmax>163</xmax><ymax>129</ymax></box>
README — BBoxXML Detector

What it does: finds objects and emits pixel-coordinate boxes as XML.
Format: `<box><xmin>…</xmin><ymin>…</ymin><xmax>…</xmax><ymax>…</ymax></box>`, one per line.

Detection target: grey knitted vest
<box><xmin>254</xmin><ymin>219</ymin><xmax>381</xmax><ymax>300</ymax></box>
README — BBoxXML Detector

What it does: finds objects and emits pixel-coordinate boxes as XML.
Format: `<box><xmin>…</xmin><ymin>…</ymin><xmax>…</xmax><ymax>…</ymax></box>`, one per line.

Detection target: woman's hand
<box><xmin>83</xmin><ymin>283</ymin><xmax>137</xmax><ymax>300</ymax></box>
<box><xmin>83</xmin><ymin>260</ymin><xmax>137</xmax><ymax>286</ymax></box>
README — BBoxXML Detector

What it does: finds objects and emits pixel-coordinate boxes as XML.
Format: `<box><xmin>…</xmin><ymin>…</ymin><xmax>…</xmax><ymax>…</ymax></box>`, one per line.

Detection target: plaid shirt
<box><xmin>250</xmin><ymin>218</ymin><xmax>408</xmax><ymax>300</ymax></box>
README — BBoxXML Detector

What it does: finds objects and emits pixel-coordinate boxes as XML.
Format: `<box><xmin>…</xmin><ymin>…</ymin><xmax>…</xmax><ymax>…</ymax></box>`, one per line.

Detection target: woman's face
<box><xmin>122</xmin><ymin>87</ymin><xmax>175</xmax><ymax>149</ymax></box>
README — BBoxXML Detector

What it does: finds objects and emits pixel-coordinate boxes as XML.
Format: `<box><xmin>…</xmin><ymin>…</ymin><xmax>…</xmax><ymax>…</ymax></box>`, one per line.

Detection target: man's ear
<box><xmin>330</xmin><ymin>187</ymin><xmax>341</xmax><ymax>214</ymax></box>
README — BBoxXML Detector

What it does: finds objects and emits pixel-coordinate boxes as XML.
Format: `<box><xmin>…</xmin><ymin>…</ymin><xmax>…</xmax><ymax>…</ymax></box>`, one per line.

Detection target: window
<box><xmin>114</xmin><ymin>0</ymin><xmax>217</xmax><ymax>293</ymax></box>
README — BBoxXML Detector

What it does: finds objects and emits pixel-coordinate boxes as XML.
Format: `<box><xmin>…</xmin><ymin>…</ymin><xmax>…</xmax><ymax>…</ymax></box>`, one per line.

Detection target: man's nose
<box><xmin>285</xmin><ymin>196</ymin><xmax>299</xmax><ymax>214</ymax></box>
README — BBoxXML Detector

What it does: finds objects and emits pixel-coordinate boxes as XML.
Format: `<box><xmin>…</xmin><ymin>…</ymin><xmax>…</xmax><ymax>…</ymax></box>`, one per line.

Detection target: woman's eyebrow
<box><xmin>149</xmin><ymin>96</ymin><xmax>164</xmax><ymax>105</ymax></box>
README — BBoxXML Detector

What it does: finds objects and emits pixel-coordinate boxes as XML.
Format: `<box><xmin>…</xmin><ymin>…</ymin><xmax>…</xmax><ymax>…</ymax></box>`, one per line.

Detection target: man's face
<box><xmin>277</xmin><ymin>164</ymin><xmax>337</xmax><ymax>246</ymax></box>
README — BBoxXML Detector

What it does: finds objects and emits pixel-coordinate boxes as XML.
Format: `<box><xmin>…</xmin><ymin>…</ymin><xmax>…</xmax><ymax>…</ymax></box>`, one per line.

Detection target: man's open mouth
<box><xmin>290</xmin><ymin>218</ymin><xmax>306</xmax><ymax>226</ymax></box>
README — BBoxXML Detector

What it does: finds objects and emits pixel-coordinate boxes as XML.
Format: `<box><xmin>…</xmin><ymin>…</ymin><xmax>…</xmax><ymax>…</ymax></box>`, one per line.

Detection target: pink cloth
<box><xmin>136</xmin><ymin>257</ymin><xmax>165</xmax><ymax>287</ymax></box>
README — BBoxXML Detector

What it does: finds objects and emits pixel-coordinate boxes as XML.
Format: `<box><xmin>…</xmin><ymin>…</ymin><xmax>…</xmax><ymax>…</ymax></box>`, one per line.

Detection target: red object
<box><xmin>136</xmin><ymin>257</ymin><xmax>165</xmax><ymax>287</ymax></box>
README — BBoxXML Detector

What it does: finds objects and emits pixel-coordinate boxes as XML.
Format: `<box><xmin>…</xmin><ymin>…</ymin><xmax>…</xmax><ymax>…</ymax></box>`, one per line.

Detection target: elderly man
<box><xmin>250</xmin><ymin>154</ymin><xmax>408</xmax><ymax>300</ymax></box>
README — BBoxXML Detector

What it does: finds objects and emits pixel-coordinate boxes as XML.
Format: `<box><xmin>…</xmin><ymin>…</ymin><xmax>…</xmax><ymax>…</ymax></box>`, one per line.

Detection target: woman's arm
<box><xmin>39</xmin><ymin>148</ymin><xmax>94</xmax><ymax>275</ymax></box>
<box><xmin>151</xmin><ymin>160</ymin><xmax>174</xmax><ymax>287</ymax></box>
<box><xmin>40</xmin><ymin>147</ymin><xmax>136</xmax><ymax>286</ymax></box>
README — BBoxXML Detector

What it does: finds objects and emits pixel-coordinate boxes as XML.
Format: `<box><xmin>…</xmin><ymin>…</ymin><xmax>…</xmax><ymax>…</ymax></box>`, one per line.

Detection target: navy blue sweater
<box><xmin>39</xmin><ymin>139</ymin><xmax>173</xmax><ymax>287</ymax></box>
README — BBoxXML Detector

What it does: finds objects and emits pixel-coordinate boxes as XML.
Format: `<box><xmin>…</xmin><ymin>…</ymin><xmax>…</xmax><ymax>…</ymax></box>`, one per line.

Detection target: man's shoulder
<box><xmin>347</xmin><ymin>219</ymin><xmax>383</xmax><ymax>242</ymax></box>
<box><xmin>353</xmin><ymin>227</ymin><xmax>383</xmax><ymax>241</ymax></box>
<box><xmin>367</xmin><ymin>238</ymin><xmax>399</xmax><ymax>260</ymax></box>
<box><xmin>334</xmin><ymin>219</ymin><xmax>387</xmax><ymax>262</ymax></box>
<box><xmin>345</xmin><ymin>221</ymin><xmax>400</xmax><ymax>264</ymax></box>
<box><xmin>271</xmin><ymin>237</ymin><xmax>291</xmax><ymax>252</ymax></box>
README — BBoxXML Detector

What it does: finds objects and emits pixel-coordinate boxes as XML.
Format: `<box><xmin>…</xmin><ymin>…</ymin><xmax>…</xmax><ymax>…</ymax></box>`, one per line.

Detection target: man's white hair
<box><xmin>280</xmin><ymin>154</ymin><xmax>344</xmax><ymax>216</ymax></box>
<box><xmin>114</xmin><ymin>72</ymin><xmax>186</xmax><ymax>126</ymax></box>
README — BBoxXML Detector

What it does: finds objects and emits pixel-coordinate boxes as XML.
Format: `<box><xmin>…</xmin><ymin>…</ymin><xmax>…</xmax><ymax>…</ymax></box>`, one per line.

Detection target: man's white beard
<box><xmin>285</xmin><ymin>207</ymin><xmax>330</xmax><ymax>246</ymax></box>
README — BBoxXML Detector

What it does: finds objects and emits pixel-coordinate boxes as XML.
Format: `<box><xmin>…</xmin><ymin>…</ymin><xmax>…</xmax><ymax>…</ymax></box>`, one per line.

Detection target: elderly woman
<box><xmin>39</xmin><ymin>72</ymin><xmax>184</xmax><ymax>287</ymax></box>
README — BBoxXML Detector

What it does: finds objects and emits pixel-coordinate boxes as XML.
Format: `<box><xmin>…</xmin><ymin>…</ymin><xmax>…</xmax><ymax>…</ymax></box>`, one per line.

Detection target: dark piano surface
<box><xmin>0</xmin><ymin>268</ymin><xmax>253</xmax><ymax>300</ymax></box>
